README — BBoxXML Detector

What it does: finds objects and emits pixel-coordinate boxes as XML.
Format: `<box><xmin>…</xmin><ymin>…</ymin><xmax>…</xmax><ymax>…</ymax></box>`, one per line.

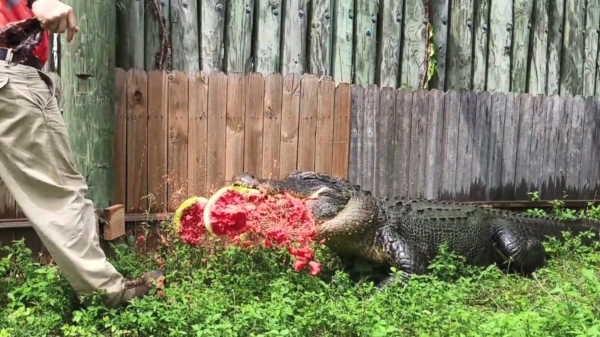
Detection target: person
<box><xmin>0</xmin><ymin>0</ymin><xmax>164</xmax><ymax>308</ymax></box>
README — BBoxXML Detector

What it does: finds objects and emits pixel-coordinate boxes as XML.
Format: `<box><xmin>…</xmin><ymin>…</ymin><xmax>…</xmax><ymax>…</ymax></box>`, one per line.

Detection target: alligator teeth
<box><xmin>308</xmin><ymin>186</ymin><xmax>331</xmax><ymax>199</ymax></box>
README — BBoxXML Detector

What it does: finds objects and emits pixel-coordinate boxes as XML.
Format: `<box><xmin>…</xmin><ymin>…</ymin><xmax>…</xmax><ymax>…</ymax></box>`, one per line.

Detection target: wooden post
<box><xmin>59</xmin><ymin>1</ymin><xmax>116</xmax><ymax>209</ymax></box>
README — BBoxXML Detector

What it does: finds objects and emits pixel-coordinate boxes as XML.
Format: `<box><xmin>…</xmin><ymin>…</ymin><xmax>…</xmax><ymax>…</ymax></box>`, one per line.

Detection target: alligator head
<box><xmin>231</xmin><ymin>171</ymin><xmax>380</xmax><ymax>243</ymax></box>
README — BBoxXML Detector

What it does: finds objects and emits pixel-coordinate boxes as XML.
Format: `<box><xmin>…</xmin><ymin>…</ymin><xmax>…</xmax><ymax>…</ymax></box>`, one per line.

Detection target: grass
<box><xmin>1</xmin><ymin>198</ymin><xmax>600</xmax><ymax>336</ymax></box>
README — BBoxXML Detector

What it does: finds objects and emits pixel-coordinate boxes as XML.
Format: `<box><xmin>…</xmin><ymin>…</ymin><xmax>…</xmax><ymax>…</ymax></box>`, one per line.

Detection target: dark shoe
<box><xmin>120</xmin><ymin>270</ymin><xmax>165</xmax><ymax>305</ymax></box>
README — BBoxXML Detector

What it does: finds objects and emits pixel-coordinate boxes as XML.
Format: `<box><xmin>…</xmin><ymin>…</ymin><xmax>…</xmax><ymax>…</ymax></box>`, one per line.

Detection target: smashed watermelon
<box><xmin>173</xmin><ymin>185</ymin><xmax>323</xmax><ymax>275</ymax></box>
<box><xmin>172</xmin><ymin>196</ymin><xmax>208</xmax><ymax>245</ymax></box>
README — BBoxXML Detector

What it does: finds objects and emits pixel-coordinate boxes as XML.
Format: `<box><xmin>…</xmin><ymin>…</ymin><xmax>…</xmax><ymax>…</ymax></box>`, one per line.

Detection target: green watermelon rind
<box><xmin>172</xmin><ymin>196</ymin><xmax>208</xmax><ymax>236</ymax></box>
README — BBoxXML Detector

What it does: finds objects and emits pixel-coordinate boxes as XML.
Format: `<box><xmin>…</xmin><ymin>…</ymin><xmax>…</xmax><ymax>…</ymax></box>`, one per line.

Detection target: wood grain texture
<box><xmin>262</xmin><ymin>73</ymin><xmax>283</xmax><ymax>179</ymax></box>
<box><xmin>243</xmin><ymin>73</ymin><xmax>265</xmax><ymax>177</ymax></box>
<box><xmin>279</xmin><ymin>73</ymin><xmax>301</xmax><ymax>178</ymax></box>
<box><xmin>126</xmin><ymin>69</ymin><xmax>149</xmax><ymax>213</ymax></box>
<box><xmin>167</xmin><ymin>71</ymin><xmax>189</xmax><ymax>210</ymax></box>
<box><xmin>146</xmin><ymin>70</ymin><xmax>169</xmax><ymax>212</ymax></box>
<box><xmin>297</xmin><ymin>74</ymin><xmax>319</xmax><ymax>171</ymax></box>
<box><xmin>331</xmin><ymin>82</ymin><xmax>352</xmax><ymax>179</ymax></box>
<box><xmin>187</xmin><ymin>72</ymin><xmax>209</xmax><ymax>197</ymax></box>
<box><xmin>315</xmin><ymin>77</ymin><xmax>335</xmax><ymax>174</ymax></box>
<box><xmin>225</xmin><ymin>73</ymin><xmax>247</xmax><ymax>183</ymax></box>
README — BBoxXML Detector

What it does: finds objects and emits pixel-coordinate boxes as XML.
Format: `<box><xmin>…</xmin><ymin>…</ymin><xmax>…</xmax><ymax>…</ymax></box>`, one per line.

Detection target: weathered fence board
<box><xmin>116</xmin><ymin>0</ymin><xmax>600</xmax><ymax>96</ymax></box>
<box><xmin>348</xmin><ymin>86</ymin><xmax>600</xmax><ymax>201</ymax></box>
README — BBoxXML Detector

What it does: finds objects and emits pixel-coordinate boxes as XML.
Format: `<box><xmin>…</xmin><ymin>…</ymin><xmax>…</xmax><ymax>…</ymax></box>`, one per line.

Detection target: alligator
<box><xmin>232</xmin><ymin>170</ymin><xmax>600</xmax><ymax>289</ymax></box>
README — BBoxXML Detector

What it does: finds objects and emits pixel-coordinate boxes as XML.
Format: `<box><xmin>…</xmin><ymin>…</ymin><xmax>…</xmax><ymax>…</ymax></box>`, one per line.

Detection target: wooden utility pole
<box><xmin>59</xmin><ymin>1</ymin><xmax>116</xmax><ymax>209</ymax></box>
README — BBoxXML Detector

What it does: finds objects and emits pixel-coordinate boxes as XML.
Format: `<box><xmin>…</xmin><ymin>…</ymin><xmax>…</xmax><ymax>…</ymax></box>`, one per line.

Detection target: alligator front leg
<box><xmin>491</xmin><ymin>219</ymin><xmax>547</xmax><ymax>275</ymax></box>
<box><xmin>373</xmin><ymin>227</ymin><xmax>429</xmax><ymax>291</ymax></box>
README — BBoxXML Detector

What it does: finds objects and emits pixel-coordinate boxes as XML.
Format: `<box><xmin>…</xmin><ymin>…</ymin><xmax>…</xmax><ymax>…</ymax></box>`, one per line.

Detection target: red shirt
<box><xmin>0</xmin><ymin>0</ymin><xmax>49</xmax><ymax>66</ymax></box>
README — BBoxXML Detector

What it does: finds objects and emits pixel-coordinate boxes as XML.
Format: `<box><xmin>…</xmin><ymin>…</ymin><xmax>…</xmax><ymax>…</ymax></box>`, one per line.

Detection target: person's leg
<box><xmin>0</xmin><ymin>59</ymin><xmax>162</xmax><ymax>307</ymax></box>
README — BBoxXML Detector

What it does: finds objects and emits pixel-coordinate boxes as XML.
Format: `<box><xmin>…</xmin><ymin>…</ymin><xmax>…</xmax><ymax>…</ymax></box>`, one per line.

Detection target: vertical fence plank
<box><xmin>261</xmin><ymin>73</ymin><xmax>283</xmax><ymax>179</ymax></box>
<box><xmin>446</xmin><ymin>0</ymin><xmax>474</xmax><ymax>91</ymax></box>
<box><xmin>440</xmin><ymin>90</ymin><xmax>460</xmax><ymax>199</ymax></box>
<box><xmin>167</xmin><ymin>71</ymin><xmax>190</xmax><ymax>210</ymax></box>
<box><xmin>513</xmin><ymin>94</ymin><xmax>533</xmax><ymax>199</ymax></box>
<box><xmin>331</xmin><ymin>0</ymin><xmax>354</xmax><ymax>84</ymax></box>
<box><xmin>362</xmin><ymin>85</ymin><xmax>379</xmax><ymax>194</ymax></box>
<box><xmin>331</xmin><ymin>82</ymin><xmax>352</xmax><ymax>179</ymax></box>
<box><xmin>547</xmin><ymin>0</ymin><xmax>565</xmax><ymax>95</ymax></box>
<box><xmin>116</xmin><ymin>0</ymin><xmax>145</xmax><ymax>70</ymax></box>
<box><xmin>541</xmin><ymin>95</ymin><xmax>560</xmax><ymax>199</ymax></box>
<box><xmin>393</xmin><ymin>88</ymin><xmax>413</xmax><ymax>198</ymax></box>
<box><xmin>187</xmin><ymin>73</ymin><xmax>209</xmax><ymax>197</ymax></box>
<box><xmin>243</xmin><ymin>73</ymin><xmax>265</xmax><ymax>177</ymax></box>
<box><xmin>376</xmin><ymin>87</ymin><xmax>396</xmax><ymax>197</ymax></box>
<box><xmin>279</xmin><ymin>73</ymin><xmax>301</xmax><ymax>178</ymax></box>
<box><xmin>297</xmin><ymin>74</ymin><xmax>319</xmax><ymax>171</ymax></box>
<box><xmin>170</xmin><ymin>0</ymin><xmax>200</xmax><ymax>73</ymax></box>
<box><xmin>487</xmin><ymin>0</ymin><xmax>512</xmax><ymax>93</ymax></box>
<box><xmin>470</xmin><ymin>91</ymin><xmax>491</xmax><ymax>201</ymax></box>
<box><xmin>309</xmin><ymin>0</ymin><xmax>333</xmax><ymax>76</ymax></box>
<box><xmin>281</xmin><ymin>0</ymin><xmax>308</xmax><ymax>75</ymax></box>
<box><xmin>529</xmin><ymin>95</ymin><xmax>548</xmax><ymax>196</ymax></box>
<box><xmin>349</xmin><ymin>85</ymin><xmax>364</xmax><ymax>185</ymax></box>
<box><xmin>511</xmin><ymin>0</ymin><xmax>533</xmax><ymax>93</ymax></box>
<box><xmin>225</xmin><ymin>0</ymin><xmax>255</xmax><ymax>73</ymax></box>
<box><xmin>424</xmin><ymin>89</ymin><xmax>445</xmax><ymax>200</ymax></box>
<box><xmin>455</xmin><ymin>91</ymin><xmax>476</xmax><ymax>201</ymax></box>
<box><xmin>430</xmin><ymin>0</ymin><xmax>449</xmax><ymax>90</ymax></box>
<box><xmin>201</xmin><ymin>0</ymin><xmax>227</xmax><ymax>73</ymax></box>
<box><xmin>579</xmin><ymin>97</ymin><xmax>598</xmax><ymax>199</ymax></box>
<box><xmin>147</xmin><ymin>71</ymin><xmax>169</xmax><ymax>211</ymax></box>
<box><xmin>566</xmin><ymin>96</ymin><xmax>585</xmax><ymax>198</ymax></box>
<box><xmin>262</xmin><ymin>73</ymin><xmax>283</xmax><ymax>179</ymax></box>
<box><xmin>554</xmin><ymin>95</ymin><xmax>570</xmax><ymax>197</ymax></box>
<box><xmin>528</xmin><ymin>0</ymin><xmax>549</xmax><ymax>95</ymax></box>
<box><xmin>114</xmin><ymin>67</ymin><xmax>127</xmax><ymax>205</ymax></box>
<box><xmin>486</xmin><ymin>92</ymin><xmax>506</xmax><ymax>200</ymax></box>
<box><xmin>206</xmin><ymin>72</ymin><xmax>228</xmax><ymax>191</ymax></box>
<box><xmin>584</xmin><ymin>1</ymin><xmax>600</xmax><ymax>97</ymax></box>
<box><xmin>472</xmin><ymin>0</ymin><xmax>489</xmax><ymax>91</ymax></box>
<box><xmin>401</xmin><ymin>0</ymin><xmax>428</xmax><ymax>89</ymax></box>
<box><xmin>377</xmin><ymin>0</ymin><xmax>403</xmax><ymax>88</ymax></box>
<box><xmin>500</xmin><ymin>93</ymin><xmax>518</xmax><ymax>200</ymax></box>
<box><xmin>126</xmin><ymin>69</ymin><xmax>149</xmax><ymax>213</ymax></box>
<box><xmin>591</xmin><ymin>98</ymin><xmax>600</xmax><ymax>197</ymax></box>
<box><xmin>225</xmin><ymin>73</ymin><xmax>247</xmax><ymax>182</ymax></box>
<box><xmin>254</xmin><ymin>1</ymin><xmax>282</xmax><ymax>74</ymax></box>
<box><xmin>408</xmin><ymin>90</ymin><xmax>428</xmax><ymax>198</ymax></box>
<box><xmin>315</xmin><ymin>77</ymin><xmax>335</xmax><ymax>175</ymax></box>
<box><xmin>560</xmin><ymin>0</ymin><xmax>585</xmax><ymax>96</ymax></box>
<box><xmin>354</xmin><ymin>0</ymin><xmax>378</xmax><ymax>85</ymax></box>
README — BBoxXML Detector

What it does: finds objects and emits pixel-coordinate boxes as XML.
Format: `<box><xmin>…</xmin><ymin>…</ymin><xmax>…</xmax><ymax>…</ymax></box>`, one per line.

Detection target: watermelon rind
<box><xmin>203</xmin><ymin>185</ymin><xmax>262</xmax><ymax>237</ymax></box>
<box><xmin>172</xmin><ymin>196</ymin><xmax>208</xmax><ymax>235</ymax></box>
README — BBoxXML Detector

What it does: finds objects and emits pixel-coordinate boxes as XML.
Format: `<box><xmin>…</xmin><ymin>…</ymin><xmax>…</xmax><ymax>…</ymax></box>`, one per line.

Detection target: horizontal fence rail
<box><xmin>113</xmin><ymin>0</ymin><xmax>600</xmax><ymax>97</ymax></box>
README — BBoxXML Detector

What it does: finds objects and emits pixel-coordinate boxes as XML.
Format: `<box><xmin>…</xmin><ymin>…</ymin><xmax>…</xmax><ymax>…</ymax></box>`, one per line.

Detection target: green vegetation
<box><xmin>1</xmin><ymin>197</ymin><xmax>600</xmax><ymax>336</ymax></box>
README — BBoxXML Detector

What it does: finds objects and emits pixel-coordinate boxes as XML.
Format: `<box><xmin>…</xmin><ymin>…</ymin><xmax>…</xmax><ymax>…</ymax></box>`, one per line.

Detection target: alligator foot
<box><xmin>492</xmin><ymin>220</ymin><xmax>547</xmax><ymax>275</ymax></box>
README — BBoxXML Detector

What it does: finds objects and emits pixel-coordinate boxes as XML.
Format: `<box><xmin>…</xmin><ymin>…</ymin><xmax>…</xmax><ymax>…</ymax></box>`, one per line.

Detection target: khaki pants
<box><xmin>0</xmin><ymin>60</ymin><xmax>124</xmax><ymax>307</ymax></box>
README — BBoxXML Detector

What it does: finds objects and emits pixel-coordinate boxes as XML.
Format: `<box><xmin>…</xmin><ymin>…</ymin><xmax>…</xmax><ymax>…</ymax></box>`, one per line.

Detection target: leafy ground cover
<box><xmin>1</xmin><ymin>197</ymin><xmax>600</xmax><ymax>337</ymax></box>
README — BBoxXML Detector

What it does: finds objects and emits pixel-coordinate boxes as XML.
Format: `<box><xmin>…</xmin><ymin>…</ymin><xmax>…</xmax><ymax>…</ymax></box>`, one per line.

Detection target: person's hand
<box><xmin>31</xmin><ymin>0</ymin><xmax>80</xmax><ymax>43</ymax></box>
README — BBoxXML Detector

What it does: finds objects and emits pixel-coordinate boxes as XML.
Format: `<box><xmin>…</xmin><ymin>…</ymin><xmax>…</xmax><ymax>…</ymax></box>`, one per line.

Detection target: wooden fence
<box><xmin>1</xmin><ymin>70</ymin><xmax>600</xmax><ymax>261</ymax></box>
<box><xmin>350</xmin><ymin>87</ymin><xmax>600</xmax><ymax>201</ymax></box>
<box><xmin>112</xmin><ymin>68</ymin><xmax>352</xmax><ymax>214</ymax></box>
<box><xmin>112</xmin><ymin>0</ymin><xmax>600</xmax><ymax>97</ymax></box>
